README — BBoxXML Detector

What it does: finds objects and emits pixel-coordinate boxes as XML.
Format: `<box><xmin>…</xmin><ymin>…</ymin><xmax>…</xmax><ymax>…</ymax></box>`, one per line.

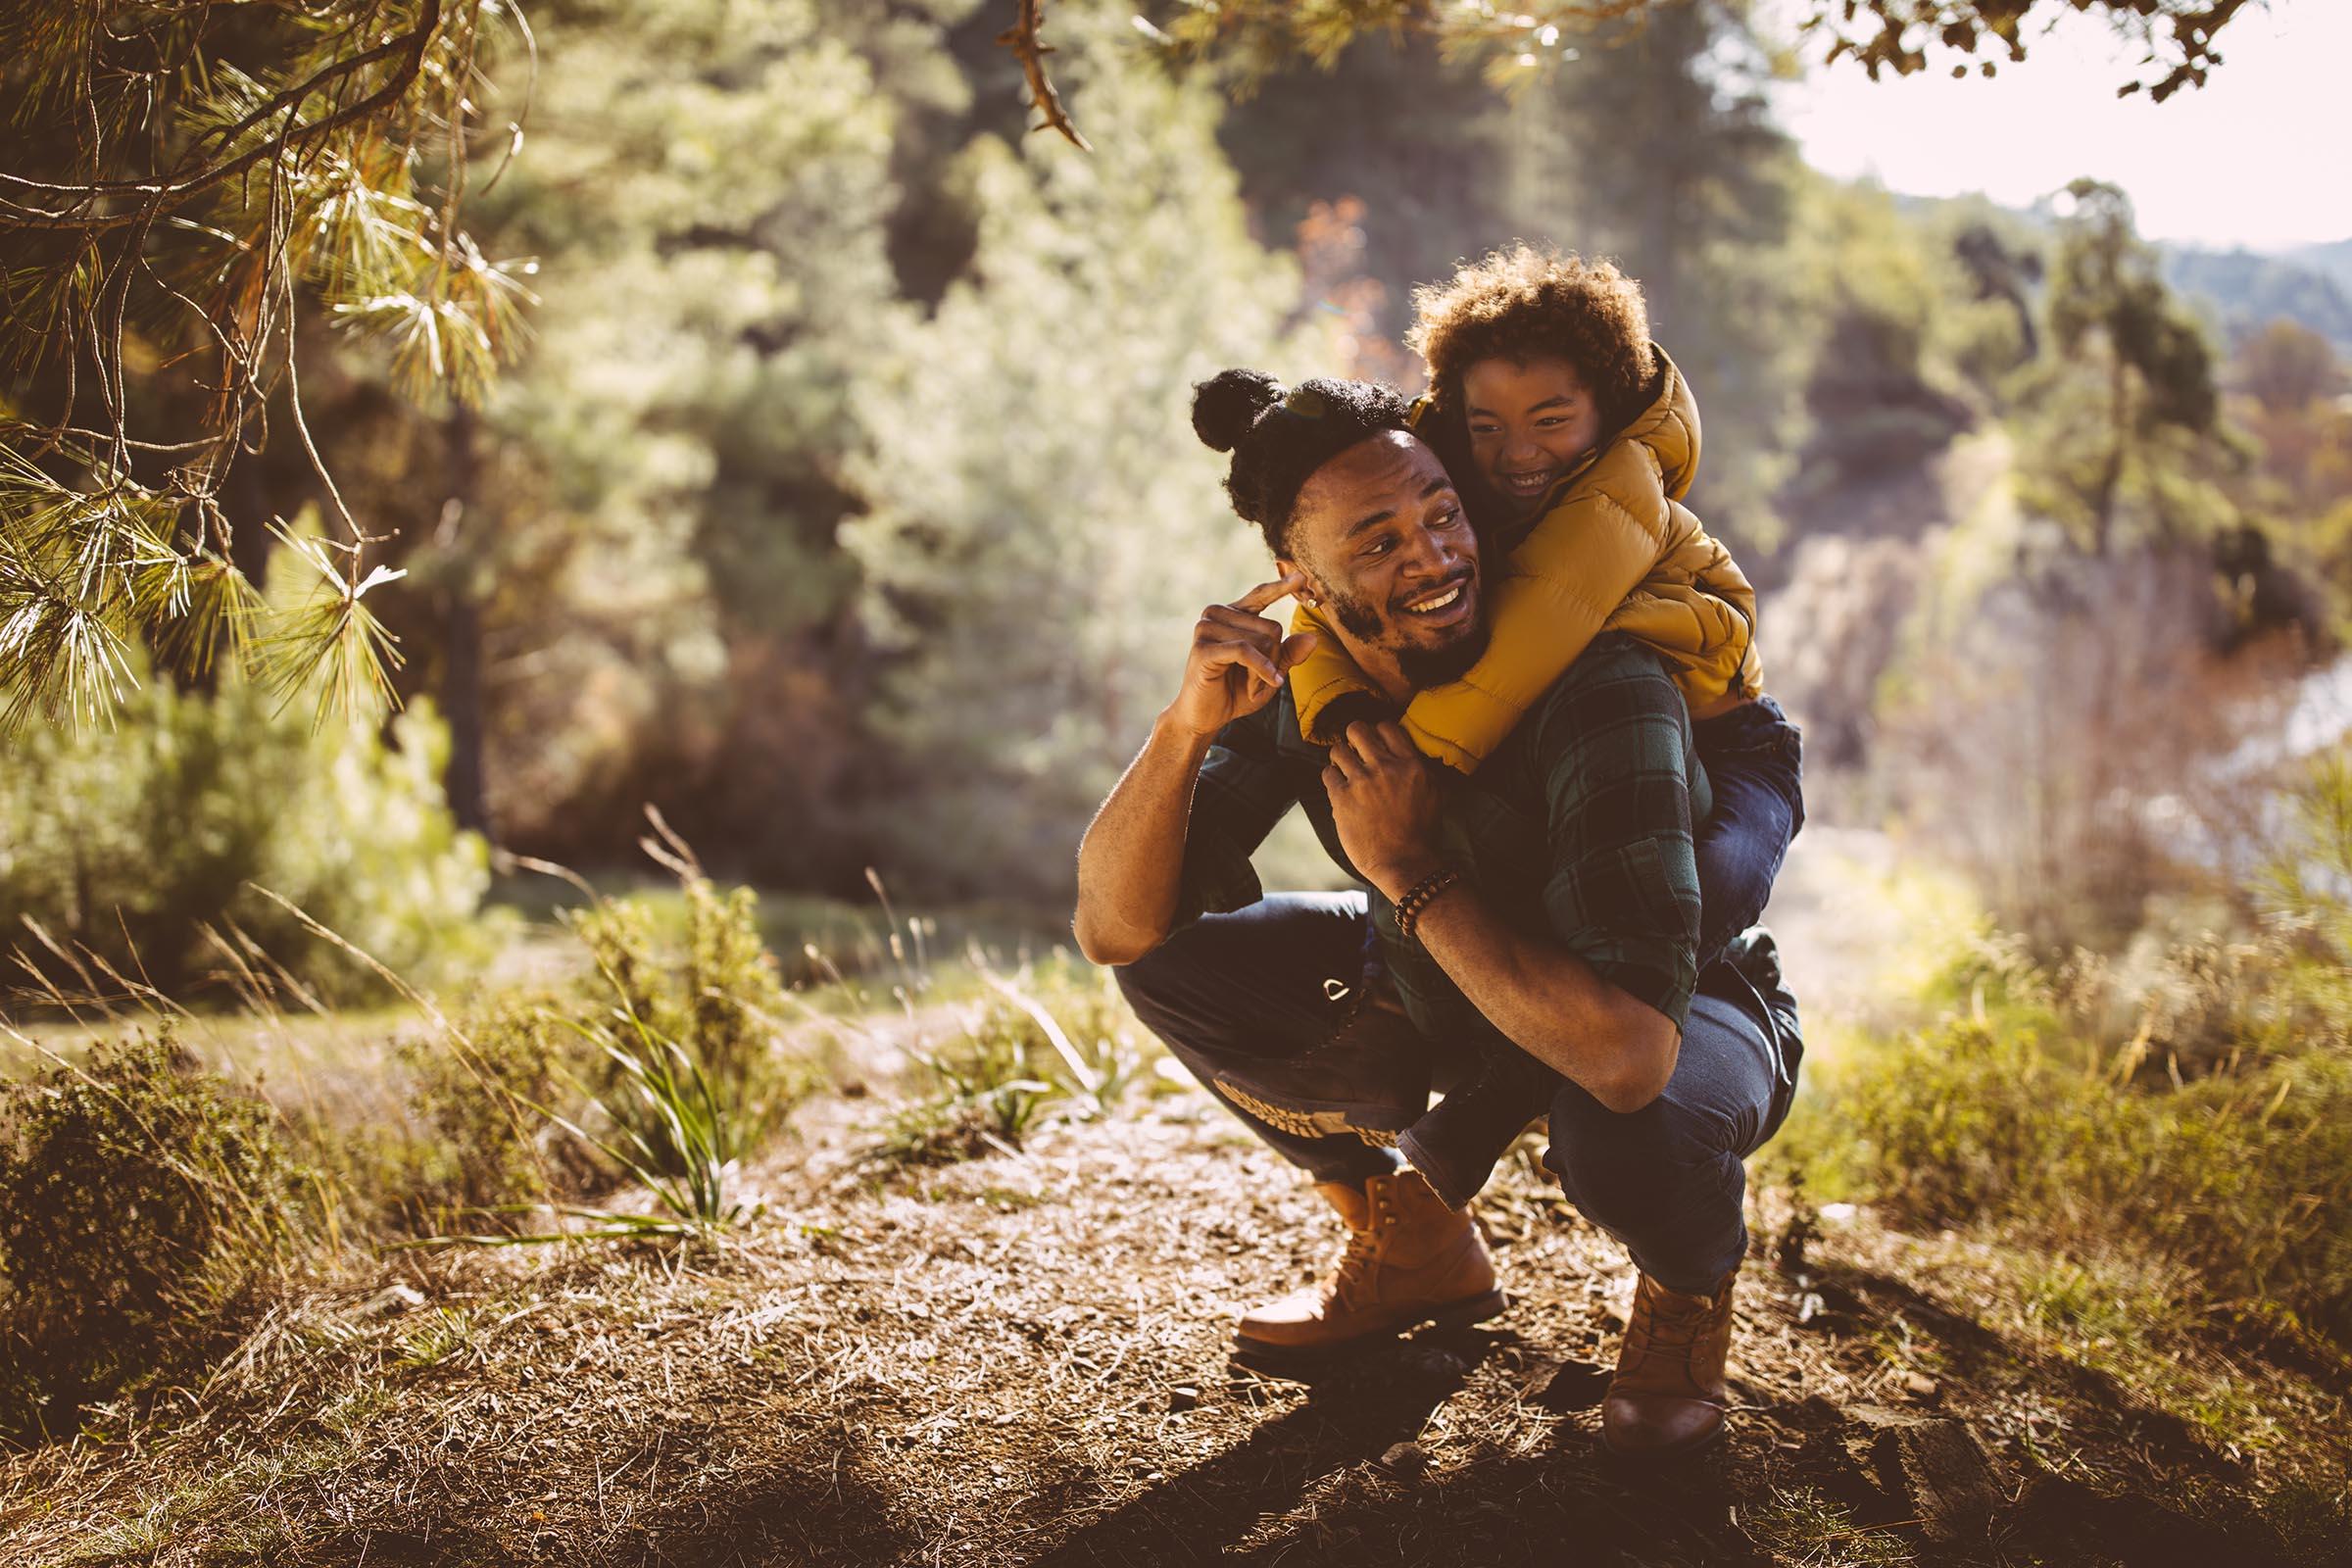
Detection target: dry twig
<box><xmin>996</xmin><ymin>0</ymin><xmax>1091</xmax><ymax>153</ymax></box>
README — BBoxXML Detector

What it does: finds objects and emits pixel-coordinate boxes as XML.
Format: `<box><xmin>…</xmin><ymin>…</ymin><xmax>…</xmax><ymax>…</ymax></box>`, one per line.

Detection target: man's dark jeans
<box><xmin>1115</xmin><ymin>892</ymin><xmax>1803</xmax><ymax>1297</ymax></box>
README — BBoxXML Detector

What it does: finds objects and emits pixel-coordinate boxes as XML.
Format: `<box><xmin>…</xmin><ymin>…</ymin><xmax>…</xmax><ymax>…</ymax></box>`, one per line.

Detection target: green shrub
<box><xmin>1778</xmin><ymin>759</ymin><xmax>2352</xmax><ymax>1347</ymax></box>
<box><xmin>0</xmin><ymin>662</ymin><xmax>490</xmax><ymax>1006</ymax></box>
<box><xmin>0</xmin><ymin>1033</ymin><xmax>311</xmax><ymax>1443</ymax></box>
<box><xmin>971</xmin><ymin>965</ymin><xmax>1159</xmax><ymax>1120</ymax></box>
<box><xmin>392</xmin><ymin>862</ymin><xmax>817</xmax><ymax>1245</ymax></box>
<box><xmin>863</xmin><ymin>966</ymin><xmax>1159</xmax><ymax>1169</ymax></box>
<box><xmin>395</xmin><ymin>990</ymin><xmax>605</xmax><ymax>1228</ymax></box>
<box><xmin>544</xmin><ymin>999</ymin><xmax>758</xmax><ymax>1240</ymax></box>
<box><xmin>2262</xmin><ymin>752</ymin><xmax>2352</xmax><ymax>1010</ymax></box>
<box><xmin>872</xmin><ymin>1011</ymin><xmax>1059</xmax><ymax>1170</ymax></box>
<box><xmin>1797</xmin><ymin>914</ymin><xmax>2352</xmax><ymax>1347</ymax></box>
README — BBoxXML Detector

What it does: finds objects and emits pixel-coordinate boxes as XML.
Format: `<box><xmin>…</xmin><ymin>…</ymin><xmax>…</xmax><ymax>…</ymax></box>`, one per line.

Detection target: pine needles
<box><xmin>0</xmin><ymin>0</ymin><xmax>534</xmax><ymax>729</ymax></box>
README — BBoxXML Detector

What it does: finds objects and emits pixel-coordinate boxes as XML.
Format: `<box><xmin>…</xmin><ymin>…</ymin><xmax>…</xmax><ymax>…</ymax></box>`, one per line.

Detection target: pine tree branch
<box><xmin>0</xmin><ymin>1</ymin><xmax>507</xmax><ymax>728</ymax></box>
<box><xmin>0</xmin><ymin>2</ymin><xmax>445</xmax><ymax>233</ymax></box>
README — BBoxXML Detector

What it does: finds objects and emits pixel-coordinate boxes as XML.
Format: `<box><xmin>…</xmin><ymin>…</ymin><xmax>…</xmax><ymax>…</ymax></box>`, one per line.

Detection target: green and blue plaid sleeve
<box><xmin>1529</xmin><ymin>638</ymin><xmax>1704</xmax><ymax>1028</ymax></box>
<box><xmin>1168</xmin><ymin>704</ymin><xmax>1301</xmax><ymax>930</ymax></box>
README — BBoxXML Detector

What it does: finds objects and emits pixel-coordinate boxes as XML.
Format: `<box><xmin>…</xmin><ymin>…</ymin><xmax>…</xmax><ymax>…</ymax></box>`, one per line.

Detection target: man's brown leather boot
<box><xmin>1601</xmin><ymin>1270</ymin><xmax>1737</xmax><ymax>1458</ymax></box>
<box><xmin>1233</xmin><ymin>1167</ymin><xmax>1504</xmax><ymax>1362</ymax></box>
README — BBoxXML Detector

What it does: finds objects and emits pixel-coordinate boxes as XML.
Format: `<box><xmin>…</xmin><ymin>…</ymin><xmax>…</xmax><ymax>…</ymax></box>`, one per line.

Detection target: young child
<box><xmin>1289</xmin><ymin>245</ymin><xmax>1805</xmax><ymax>1210</ymax></box>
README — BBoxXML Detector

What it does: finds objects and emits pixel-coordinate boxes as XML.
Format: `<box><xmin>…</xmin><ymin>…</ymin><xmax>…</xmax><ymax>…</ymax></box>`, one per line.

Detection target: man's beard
<box><xmin>1398</xmin><ymin>621</ymin><xmax>1492</xmax><ymax>688</ymax></box>
<box><xmin>1324</xmin><ymin>583</ymin><xmax>1385</xmax><ymax>641</ymax></box>
<box><xmin>1320</xmin><ymin>578</ymin><xmax>1491</xmax><ymax>689</ymax></box>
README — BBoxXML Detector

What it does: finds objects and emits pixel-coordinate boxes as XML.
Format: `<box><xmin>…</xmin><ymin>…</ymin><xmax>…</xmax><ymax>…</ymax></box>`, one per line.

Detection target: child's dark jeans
<box><xmin>1690</xmin><ymin>693</ymin><xmax>1807</xmax><ymax>966</ymax></box>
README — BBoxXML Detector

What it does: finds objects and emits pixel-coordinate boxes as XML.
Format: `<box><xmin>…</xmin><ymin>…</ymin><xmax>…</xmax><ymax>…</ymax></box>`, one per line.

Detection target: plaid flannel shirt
<box><xmin>1171</xmin><ymin>634</ymin><xmax>1711</xmax><ymax>1041</ymax></box>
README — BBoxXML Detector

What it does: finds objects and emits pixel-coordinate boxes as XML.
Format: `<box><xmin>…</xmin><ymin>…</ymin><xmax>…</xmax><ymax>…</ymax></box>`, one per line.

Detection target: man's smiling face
<box><xmin>1278</xmin><ymin>429</ymin><xmax>1487</xmax><ymax>695</ymax></box>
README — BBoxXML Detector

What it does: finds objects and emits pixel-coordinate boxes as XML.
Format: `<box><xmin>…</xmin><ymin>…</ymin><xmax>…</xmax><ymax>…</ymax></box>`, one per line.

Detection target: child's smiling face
<box><xmin>1460</xmin><ymin>356</ymin><xmax>1606</xmax><ymax>524</ymax></box>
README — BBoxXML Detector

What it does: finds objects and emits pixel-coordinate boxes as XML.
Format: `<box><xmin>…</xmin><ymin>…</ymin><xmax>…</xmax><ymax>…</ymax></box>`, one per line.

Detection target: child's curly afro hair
<box><xmin>1408</xmin><ymin>245</ymin><xmax>1657</xmax><ymax>434</ymax></box>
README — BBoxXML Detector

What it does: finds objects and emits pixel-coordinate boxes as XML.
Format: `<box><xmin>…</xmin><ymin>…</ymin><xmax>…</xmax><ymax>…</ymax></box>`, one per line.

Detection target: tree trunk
<box><xmin>440</xmin><ymin>407</ymin><xmax>493</xmax><ymax>841</ymax></box>
<box><xmin>2091</xmin><ymin>349</ymin><xmax>2130</xmax><ymax>556</ymax></box>
<box><xmin>1636</xmin><ymin>23</ymin><xmax>1681</xmax><ymax>334</ymax></box>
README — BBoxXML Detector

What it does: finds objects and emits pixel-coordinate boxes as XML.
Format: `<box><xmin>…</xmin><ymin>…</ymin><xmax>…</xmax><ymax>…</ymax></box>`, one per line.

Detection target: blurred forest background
<box><xmin>3</xmin><ymin>1</ymin><xmax>2351</xmax><ymax>1558</ymax></box>
<box><xmin>7</xmin><ymin>0</ymin><xmax>2348</xmax><ymax>939</ymax></box>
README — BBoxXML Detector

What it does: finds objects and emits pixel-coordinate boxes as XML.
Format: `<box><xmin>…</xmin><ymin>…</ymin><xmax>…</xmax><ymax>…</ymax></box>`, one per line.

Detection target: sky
<box><xmin>1753</xmin><ymin>0</ymin><xmax>2340</xmax><ymax>253</ymax></box>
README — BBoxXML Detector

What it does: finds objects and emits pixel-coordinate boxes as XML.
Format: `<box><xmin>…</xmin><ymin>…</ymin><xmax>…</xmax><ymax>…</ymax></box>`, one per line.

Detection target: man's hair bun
<box><xmin>1192</xmin><ymin>368</ymin><xmax>1284</xmax><ymax>454</ymax></box>
<box><xmin>1194</xmin><ymin>370</ymin><xmax>1417</xmax><ymax>552</ymax></box>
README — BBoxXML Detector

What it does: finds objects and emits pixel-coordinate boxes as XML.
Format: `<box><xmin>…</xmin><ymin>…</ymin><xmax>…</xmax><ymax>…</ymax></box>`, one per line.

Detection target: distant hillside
<box><xmin>1882</xmin><ymin>182</ymin><xmax>2352</xmax><ymax>354</ymax></box>
<box><xmin>2160</xmin><ymin>243</ymin><xmax>2352</xmax><ymax>351</ymax></box>
<box><xmin>2286</xmin><ymin>237</ymin><xmax>2352</xmax><ymax>298</ymax></box>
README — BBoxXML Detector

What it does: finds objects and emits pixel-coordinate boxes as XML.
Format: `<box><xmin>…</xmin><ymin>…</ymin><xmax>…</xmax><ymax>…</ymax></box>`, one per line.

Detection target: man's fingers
<box><xmin>1199</xmin><ymin>604</ymin><xmax>1283</xmax><ymax>641</ymax></box>
<box><xmin>1200</xmin><ymin>635</ymin><xmax>1281</xmax><ymax>688</ymax></box>
<box><xmin>1229</xmin><ymin>569</ymin><xmax>1308</xmax><ymax>617</ymax></box>
<box><xmin>1337</xmin><ymin>720</ymin><xmax>1421</xmax><ymax>774</ymax></box>
<box><xmin>1342</xmin><ymin>721</ymin><xmax>1398</xmax><ymax>770</ymax></box>
<box><xmin>1327</xmin><ymin>730</ymin><xmax>1368</xmax><ymax>782</ymax></box>
<box><xmin>1321</xmin><ymin>762</ymin><xmax>1348</xmax><ymax>792</ymax></box>
<box><xmin>1277</xmin><ymin>630</ymin><xmax>1320</xmax><ymax>671</ymax></box>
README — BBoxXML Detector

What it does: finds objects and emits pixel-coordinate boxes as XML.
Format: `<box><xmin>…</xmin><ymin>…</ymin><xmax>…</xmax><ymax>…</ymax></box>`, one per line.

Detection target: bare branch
<box><xmin>996</xmin><ymin>0</ymin><xmax>1091</xmax><ymax>153</ymax></box>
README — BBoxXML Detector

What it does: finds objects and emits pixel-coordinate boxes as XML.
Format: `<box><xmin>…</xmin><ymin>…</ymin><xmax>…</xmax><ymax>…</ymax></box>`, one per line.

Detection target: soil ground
<box><xmin>1</xmin><ymin>1075</ymin><xmax>2341</xmax><ymax>1568</ymax></box>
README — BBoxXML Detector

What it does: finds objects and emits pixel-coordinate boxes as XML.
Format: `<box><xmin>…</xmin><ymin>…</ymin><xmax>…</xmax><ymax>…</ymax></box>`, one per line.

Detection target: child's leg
<box><xmin>1690</xmin><ymin>696</ymin><xmax>1805</xmax><ymax>967</ymax></box>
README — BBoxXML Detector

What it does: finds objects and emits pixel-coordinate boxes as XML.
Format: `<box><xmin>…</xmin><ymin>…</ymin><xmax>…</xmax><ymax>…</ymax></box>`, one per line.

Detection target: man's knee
<box><xmin>1112</xmin><ymin>922</ymin><xmax>1253</xmax><ymax>1054</ymax></box>
<box><xmin>1542</xmin><ymin>1080</ymin><xmax>1731</xmax><ymax>1219</ymax></box>
<box><xmin>1110</xmin><ymin>928</ymin><xmax>1196</xmax><ymax>1023</ymax></box>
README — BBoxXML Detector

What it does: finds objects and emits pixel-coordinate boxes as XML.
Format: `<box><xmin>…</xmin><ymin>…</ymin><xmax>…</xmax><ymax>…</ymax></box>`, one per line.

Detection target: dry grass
<box><xmin>2</xmin><ymin>1070</ymin><xmax>2342</xmax><ymax>1567</ymax></box>
<box><xmin>4</xmin><ymin>830</ymin><xmax>2342</xmax><ymax>1564</ymax></box>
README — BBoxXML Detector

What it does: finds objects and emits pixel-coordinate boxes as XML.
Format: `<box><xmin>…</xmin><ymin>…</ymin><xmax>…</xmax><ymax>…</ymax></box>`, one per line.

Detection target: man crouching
<box><xmin>1070</xmin><ymin>369</ymin><xmax>1802</xmax><ymax>1458</ymax></box>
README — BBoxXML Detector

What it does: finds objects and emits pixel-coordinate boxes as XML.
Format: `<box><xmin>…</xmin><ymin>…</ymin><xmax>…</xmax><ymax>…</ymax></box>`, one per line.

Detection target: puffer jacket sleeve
<box><xmin>1286</xmin><ymin>599</ymin><xmax>1383</xmax><ymax>744</ymax></box>
<box><xmin>1399</xmin><ymin>486</ymin><xmax>1667</xmax><ymax>774</ymax></box>
<box><xmin>1675</xmin><ymin>503</ymin><xmax>1756</xmax><ymax>628</ymax></box>
<box><xmin>1636</xmin><ymin>500</ymin><xmax>1763</xmax><ymax>705</ymax></box>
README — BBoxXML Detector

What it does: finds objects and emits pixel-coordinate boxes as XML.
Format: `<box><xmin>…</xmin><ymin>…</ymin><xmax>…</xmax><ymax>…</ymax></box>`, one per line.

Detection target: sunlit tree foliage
<box><xmin>2012</xmin><ymin>178</ymin><xmax>2234</xmax><ymax>558</ymax></box>
<box><xmin>1131</xmin><ymin>0</ymin><xmax>2256</xmax><ymax>101</ymax></box>
<box><xmin>426</xmin><ymin>0</ymin><xmax>975</xmax><ymax>874</ymax></box>
<box><xmin>843</xmin><ymin>10</ymin><xmax>1303</xmax><ymax>897</ymax></box>
<box><xmin>1</xmin><ymin>1</ymin><xmax>533</xmax><ymax>725</ymax></box>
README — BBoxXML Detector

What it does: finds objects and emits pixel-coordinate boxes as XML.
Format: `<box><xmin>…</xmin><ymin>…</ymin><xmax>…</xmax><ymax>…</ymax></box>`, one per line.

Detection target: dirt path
<box><xmin>3</xmin><ymin>1070</ymin><xmax>2331</xmax><ymax>1567</ymax></box>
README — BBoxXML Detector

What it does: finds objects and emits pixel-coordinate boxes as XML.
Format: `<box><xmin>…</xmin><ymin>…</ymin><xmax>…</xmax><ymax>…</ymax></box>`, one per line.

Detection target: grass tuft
<box><xmin>1743</xmin><ymin>1485</ymin><xmax>1917</xmax><ymax>1567</ymax></box>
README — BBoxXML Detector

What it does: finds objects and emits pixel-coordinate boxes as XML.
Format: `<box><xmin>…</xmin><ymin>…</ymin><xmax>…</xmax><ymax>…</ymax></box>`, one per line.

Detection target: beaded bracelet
<box><xmin>1394</xmin><ymin>867</ymin><xmax>1462</xmax><ymax>943</ymax></box>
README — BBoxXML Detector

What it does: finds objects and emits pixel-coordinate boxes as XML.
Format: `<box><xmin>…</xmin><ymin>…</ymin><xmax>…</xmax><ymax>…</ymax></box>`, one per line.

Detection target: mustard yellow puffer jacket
<box><xmin>1288</xmin><ymin>342</ymin><xmax>1764</xmax><ymax>772</ymax></box>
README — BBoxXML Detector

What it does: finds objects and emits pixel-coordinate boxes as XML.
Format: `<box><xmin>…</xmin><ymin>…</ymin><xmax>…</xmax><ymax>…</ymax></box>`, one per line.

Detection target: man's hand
<box><xmin>1164</xmin><ymin>570</ymin><xmax>1321</xmax><ymax>741</ymax></box>
<box><xmin>1324</xmin><ymin>720</ymin><xmax>1443</xmax><ymax>899</ymax></box>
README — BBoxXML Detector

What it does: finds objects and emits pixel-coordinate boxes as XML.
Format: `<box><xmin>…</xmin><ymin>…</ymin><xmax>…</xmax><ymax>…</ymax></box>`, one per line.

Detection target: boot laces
<box><xmin>1626</xmin><ymin>1282</ymin><xmax>1717</xmax><ymax>1371</ymax></box>
<box><xmin>1328</xmin><ymin>1193</ymin><xmax>1396</xmax><ymax>1303</ymax></box>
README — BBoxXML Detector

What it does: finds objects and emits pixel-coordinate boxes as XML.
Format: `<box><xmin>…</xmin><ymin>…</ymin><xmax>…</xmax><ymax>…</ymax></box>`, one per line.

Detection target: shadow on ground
<box><xmin>1019</xmin><ymin>1251</ymin><xmax>2313</xmax><ymax>1568</ymax></box>
<box><xmin>1030</xmin><ymin>1322</ymin><xmax>1763</xmax><ymax>1568</ymax></box>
